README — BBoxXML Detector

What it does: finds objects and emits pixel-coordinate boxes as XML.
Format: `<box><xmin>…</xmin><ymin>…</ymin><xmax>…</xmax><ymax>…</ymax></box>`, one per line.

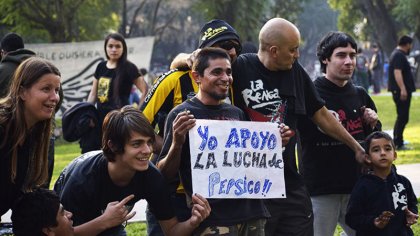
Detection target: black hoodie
<box><xmin>0</xmin><ymin>48</ymin><xmax>36</xmax><ymax>97</ymax></box>
<box><xmin>345</xmin><ymin>166</ymin><xmax>418</xmax><ymax>236</ymax></box>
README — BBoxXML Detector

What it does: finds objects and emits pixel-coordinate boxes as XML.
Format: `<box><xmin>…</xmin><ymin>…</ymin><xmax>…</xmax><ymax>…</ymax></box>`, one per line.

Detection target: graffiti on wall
<box><xmin>27</xmin><ymin>36</ymin><xmax>154</xmax><ymax>116</ymax></box>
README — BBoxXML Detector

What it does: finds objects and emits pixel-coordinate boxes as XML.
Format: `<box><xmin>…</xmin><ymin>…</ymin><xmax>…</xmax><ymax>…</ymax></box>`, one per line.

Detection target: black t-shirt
<box><xmin>94</xmin><ymin>61</ymin><xmax>140</xmax><ymax>112</ymax></box>
<box><xmin>388</xmin><ymin>49</ymin><xmax>416</xmax><ymax>93</ymax></box>
<box><xmin>54</xmin><ymin>151</ymin><xmax>174</xmax><ymax>235</ymax></box>
<box><xmin>0</xmin><ymin>129</ymin><xmax>32</xmax><ymax>217</ymax></box>
<box><xmin>158</xmin><ymin>97</ymin><xmax>269</xmax><ymax>227</ymax></box>
<box><xmin>232</xmin><ymin>53</ymin><xmax>324</xmax><ymax>191</ymax></box>
<box><xmin>298</xmin><ymin>77</ymin><xmax>380</xmax><ymax>196</ymax></box>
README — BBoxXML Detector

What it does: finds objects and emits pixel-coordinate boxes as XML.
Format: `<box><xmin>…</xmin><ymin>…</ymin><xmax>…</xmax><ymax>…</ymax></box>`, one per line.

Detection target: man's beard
<box><xmin>209</xmin><ymin>91</ymin><xmax>228</xmax><ymax>101</ymax></box>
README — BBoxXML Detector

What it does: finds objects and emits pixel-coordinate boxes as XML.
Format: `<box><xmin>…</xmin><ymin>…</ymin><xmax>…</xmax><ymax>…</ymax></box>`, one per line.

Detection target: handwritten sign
<box><xmin>189</xmin><ymin>119</ymin><xmax>286</xmax><ymax>199</ymax></box>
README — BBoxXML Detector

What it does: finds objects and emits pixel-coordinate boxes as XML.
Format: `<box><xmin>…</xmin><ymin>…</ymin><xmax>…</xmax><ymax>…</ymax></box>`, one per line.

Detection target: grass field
<box><xmin>52</xmin><ymin>94</ymin><xmax>420</xmax><ymax>235</ymax></box>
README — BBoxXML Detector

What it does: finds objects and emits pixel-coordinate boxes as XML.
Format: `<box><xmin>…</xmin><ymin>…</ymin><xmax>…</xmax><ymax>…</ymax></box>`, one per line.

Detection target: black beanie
<box><xmin>1</xmin><ymin>32</ymin><xmax>24</xmax><ymax>52</ymax></box>
<box><xmin>198</xmin><ymin>19</ymin><xmax>240</xmax><ymax>48</ymax></box>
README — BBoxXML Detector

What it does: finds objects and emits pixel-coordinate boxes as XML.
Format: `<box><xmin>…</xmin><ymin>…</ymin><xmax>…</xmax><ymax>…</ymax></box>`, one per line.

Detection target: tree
<box><xmin>193</xmin><ymin>0</ymin><xmax>308</xmax><ymax>45</ymax></box>
<box><xmin>328</xmin><ymin>0</ymin><xmax>419</xmax><ymax>58</ymax></box>
<box><xmin>297</xmin><ymin>0</ymin><xmax>338</xmax><ymax>76</ymax></box>
<box><xmin>193</xmin><ymin>0</ymin><xmax>267</xmax><ymax>43</ymax></box>
<box><xmin>120</xmin><ymin>0</ymin><xmax>202</xmax><ymax>68</ymax></box>
<box><xmin>0</xmin><ymin>0</ymin><xmax>119</xmax><ymax>42</ymax></box>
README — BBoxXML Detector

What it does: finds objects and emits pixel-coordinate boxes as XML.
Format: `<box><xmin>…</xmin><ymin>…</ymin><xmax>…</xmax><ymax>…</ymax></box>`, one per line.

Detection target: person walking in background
<box><xmin>346</xmin><ymin>131</ymin><xmax>418</xmax><ymax>235</ymax></box>
<box><xmin>388</xmin><ymin>35</ymin><xmax>416</xmax><ymax>150</ymax></box>
<box><xmin>354</xmin><ymin>48</ymin><xmax>370</xmax><ymax>91</ymax></box>
<box><xmin>0</xmin><ymin>32</ymin><xmax>36</xmax><ymax>98</ymax></box>
<box><xmin>298</xmin><ymin>31</ymin><xmax>381</xmax><ymax>236</ymax></box>
<box><xmin>369</xmin><ymin>43</ymin><xmax>384</xmax><ymax>94</ymax></box>
<box><xmin>87</xmin><ymin>33</ymin><xmax>148</xmax><ymax>128</ymax></box>
<box><xmin>0</xmin><ymin>57</ymin><xmax>62</xmax><ymax>220</ymax></box>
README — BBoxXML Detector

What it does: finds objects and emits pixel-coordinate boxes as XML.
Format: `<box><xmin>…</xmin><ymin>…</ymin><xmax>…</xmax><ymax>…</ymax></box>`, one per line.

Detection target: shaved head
<box><xmin>258</xmin><ymin>18</ymin><xmax>301</xmax><ymax>71</ymax></box>
<box><xmin>259</xmin><ymin>18</ymin><xmax>300</xmax><ymax>52</ymax></box>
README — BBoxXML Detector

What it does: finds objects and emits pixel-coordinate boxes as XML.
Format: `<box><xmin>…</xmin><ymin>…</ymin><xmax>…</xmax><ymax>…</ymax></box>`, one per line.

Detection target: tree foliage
<box><xmin>192</xmin><ymin>0</ymin><xmax>266</xmax><ymax>43</ymax></box>
<box><xmin>297</xmin><ymin>0</ymin><xmax>338</xmax><ymax>73</ymax></box>
<box><xmin>0</xmin><ymin>0</ymin><xmax>119</xmax><ymax>42</ymax></box>
<box><xmin>193</xmin><ymin>0</ymin><xmax>307</xmax><ymax>44</ymax></box>
<box><xmin>328</xmin><ymin>0</ymin><xmax>419</xmax><ymax>57</ymax></box>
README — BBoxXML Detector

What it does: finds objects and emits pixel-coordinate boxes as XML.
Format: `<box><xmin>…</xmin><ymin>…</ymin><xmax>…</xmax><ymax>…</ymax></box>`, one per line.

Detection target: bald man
<box><xmin>232</xmin><ymin>18</ymin><xmax>366</xmax><ymax>236</ymax></box>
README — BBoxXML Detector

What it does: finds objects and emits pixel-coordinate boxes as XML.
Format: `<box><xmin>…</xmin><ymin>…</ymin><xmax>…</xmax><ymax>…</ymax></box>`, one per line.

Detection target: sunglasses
<box><xmin>215</xmin><ymin>40</ymin><xmax>242</xmax><ymax>54</ymax></box>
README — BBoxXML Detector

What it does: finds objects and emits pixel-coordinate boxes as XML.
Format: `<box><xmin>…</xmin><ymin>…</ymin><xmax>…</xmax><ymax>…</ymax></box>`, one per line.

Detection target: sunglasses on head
<box><xmin>215</xmin><ymin>40</ymin><xmax>242</xmax><ymax>54</ymax></box>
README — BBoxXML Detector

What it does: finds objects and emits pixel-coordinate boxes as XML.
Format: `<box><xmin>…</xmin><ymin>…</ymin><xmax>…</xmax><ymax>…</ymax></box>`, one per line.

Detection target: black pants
<box><xmin>264</xmin><ymin>185</ymin><xmax>314</xmax><ymax>236</ymax></box>
<box><xmin>392</xmin><ymin>91</ymin><xmax>412</xmax><ymax>147</ymax></box>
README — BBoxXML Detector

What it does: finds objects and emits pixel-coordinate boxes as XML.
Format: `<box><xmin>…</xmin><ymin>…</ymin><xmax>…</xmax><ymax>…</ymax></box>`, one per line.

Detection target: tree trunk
<box><xmin>357</xmin><ymin>0</ymin><xmax>398</xmax><ymax>58</ymax></box>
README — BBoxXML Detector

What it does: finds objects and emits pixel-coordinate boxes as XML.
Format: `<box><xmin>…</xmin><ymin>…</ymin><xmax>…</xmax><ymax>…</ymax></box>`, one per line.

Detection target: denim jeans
<box><xmin>311</xmin><ymin>194</ymin><xmax>355</xmax><ymax>236</ymax></box>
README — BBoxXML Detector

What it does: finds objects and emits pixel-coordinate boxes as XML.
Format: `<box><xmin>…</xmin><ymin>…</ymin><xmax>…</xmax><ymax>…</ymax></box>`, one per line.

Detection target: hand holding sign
<box><xmin>173</xmin><ymin>110</ymin><xmax>196</xmax><ymax>147</ymax></box>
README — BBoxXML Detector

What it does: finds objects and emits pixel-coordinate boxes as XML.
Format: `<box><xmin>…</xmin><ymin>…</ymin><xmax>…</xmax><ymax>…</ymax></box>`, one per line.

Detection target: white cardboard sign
<box><xmin>189</xmin><ymin>119</ymin><xmax>286</xmax><ymax>199</ymax></box>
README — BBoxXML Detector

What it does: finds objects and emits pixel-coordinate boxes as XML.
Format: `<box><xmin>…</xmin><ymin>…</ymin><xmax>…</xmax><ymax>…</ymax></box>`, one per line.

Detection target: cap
<box><xmin>1</xmin><ymin>33</ymin><xmax>24</xmax><ymax>52</ymax></box>
<box><xmin>198</xmin><ymin>19</ymin><xmax>240</xmax><ymax>48</ymax></box>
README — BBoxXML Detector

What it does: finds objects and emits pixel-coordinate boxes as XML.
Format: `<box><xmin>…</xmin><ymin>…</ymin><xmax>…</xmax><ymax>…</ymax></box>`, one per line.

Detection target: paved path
<box><xmin>396</xmin><ymin>163</ymin><xmax>420</xmax><ymax>197</ymax></box>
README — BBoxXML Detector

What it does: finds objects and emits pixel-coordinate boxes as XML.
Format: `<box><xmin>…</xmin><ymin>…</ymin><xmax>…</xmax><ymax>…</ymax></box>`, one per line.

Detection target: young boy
<box><xmin>345</xmin><ymin>131</ymin><xmax>418</xmax><ymax>235</ymax></box>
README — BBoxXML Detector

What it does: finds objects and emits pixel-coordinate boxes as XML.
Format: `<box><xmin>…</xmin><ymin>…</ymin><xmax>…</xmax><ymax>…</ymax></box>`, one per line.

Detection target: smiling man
<box><xmin>157</xmin><ymin>48</ymin><xmax>270</xmax><ymax>236</ymax></box>
<box><xmin>54</xmin><ymin>106</ymin><xmax>211</xmax><ymax>236</ymax></box>
<box><xmin>298</xmin><ymin>31</ymin><xmax>381</xmax><ymax>236</ymax></box>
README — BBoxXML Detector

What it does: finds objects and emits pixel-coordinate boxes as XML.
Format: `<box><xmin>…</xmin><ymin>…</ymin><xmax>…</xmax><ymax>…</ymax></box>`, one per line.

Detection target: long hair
<box><xmin>0</xmin><ymin>57</ymin><xmax>62</xmax><ymax>190</ymax></box>
<box><xmin>104</xmin><ymin>33</ymin><xmax>136</xmax><ymax>106</ymax></box>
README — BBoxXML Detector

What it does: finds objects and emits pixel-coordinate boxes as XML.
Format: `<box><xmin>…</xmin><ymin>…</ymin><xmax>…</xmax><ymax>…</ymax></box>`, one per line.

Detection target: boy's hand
<box><xmin>404</xmin><ymin>207</ymin><xmax>419</xmax><ymax>226</ymax></box>
<box><xmin>374</xmin><ymin>211</ymin><xmax>394</xmax><ymax>229</ymax></box>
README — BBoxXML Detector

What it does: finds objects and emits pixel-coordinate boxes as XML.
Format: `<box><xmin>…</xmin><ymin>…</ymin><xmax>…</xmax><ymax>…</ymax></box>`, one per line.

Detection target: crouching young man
<box><xmin>54</xmin><ymin>106</ymin><xmax>211</xmax><ymax>236</ymax></box>
<box><xmin>12</xmin><ymin>188</ymin><xmax>74</xmax><ymax>236</ymax></box>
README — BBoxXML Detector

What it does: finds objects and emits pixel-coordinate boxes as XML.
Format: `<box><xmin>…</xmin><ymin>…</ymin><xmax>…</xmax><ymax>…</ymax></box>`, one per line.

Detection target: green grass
<box><xmin>53</xmin><ymin>94</ymin><xmax>420</xmax><ymax>235</ymax></box>
<box><xmin>371</xmin><ymin>94</ymin><xmax>420</xmax><ymax>165</ymax></box>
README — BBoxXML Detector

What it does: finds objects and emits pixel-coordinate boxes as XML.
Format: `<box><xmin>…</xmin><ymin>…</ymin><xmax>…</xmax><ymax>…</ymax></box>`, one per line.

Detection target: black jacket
<box><xmin>62</xmin><ymin>102</ymin><xmax>101</xmax><ymax>153</ymax></box>
<box><xmin>0</xmin><ymin>49</ymin><xmax>36</xmax><ymax>97</ymax></box>
<box><xmin>346</xmin><ymin>167</ymin><xmax>418</xmax><ymax>236</ymax></box>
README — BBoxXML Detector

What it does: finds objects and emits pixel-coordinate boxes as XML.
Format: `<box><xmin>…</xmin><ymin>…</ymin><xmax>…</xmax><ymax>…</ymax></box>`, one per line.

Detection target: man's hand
<box><xmin>172</xmin><ymin>110</ymin><xmax>196</xmax><ymax>147</ymax></box>
<box><xmin>405</xmin><ymin>207</ymin><xmax>419</xmax><ymax>226</ymax></box>
<box><xmin>353</xmin><ymin>145</ymin><xmax>366</xmax><ymax>165</ymax></box>
<box><xmin>374</xmin><ymin>211</ymin><xmax>394</xmax><ymax>229</ymax></box>
<box><xmin>400</xmin><ymin>88</ymin><xmax>408</xmax><ymax>101</ymax></box>
<box><xmin>100</xmin><ymin>194</ymin><xmax>136</xmax><ymax>229</ymax></box>
<box><xmin>188</xmin><ymin>194</ymin><xmax>211</xmax><ymax>228</ymax></box>
<box><xmin>279</xmin><ymin>123</ymin><xmax>295</xmax><ymax>147</ymax></box>
<box><xmin>186</xmin><ymin>49</ymin><xmax>201</xmax><ymax>69</ymax></box>
<box><xmin>360</xmin><ymin>106</ymin><xmax>378</xmax><ymax>129</ymax></box>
